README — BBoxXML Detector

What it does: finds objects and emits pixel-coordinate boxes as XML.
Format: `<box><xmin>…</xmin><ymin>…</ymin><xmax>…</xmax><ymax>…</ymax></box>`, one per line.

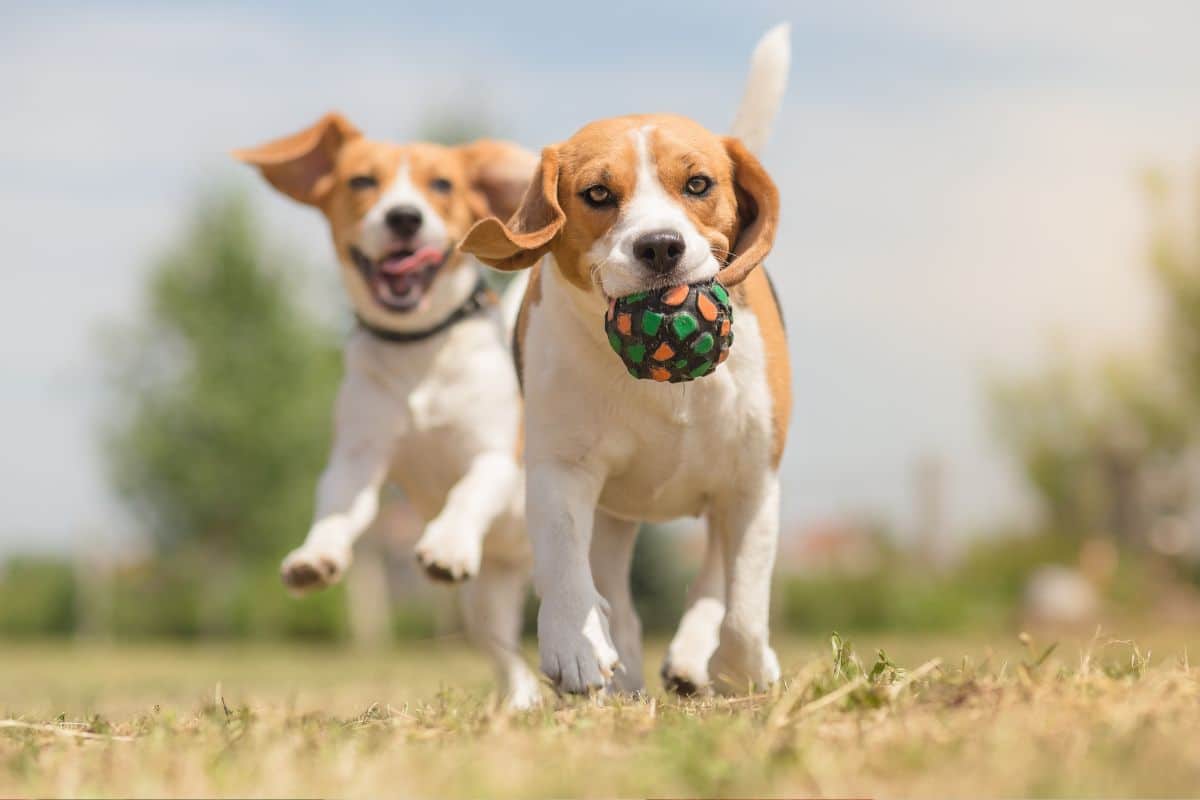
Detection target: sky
<box><xmin>2</xmin><ymin>0</ymin><xmax>1199</xmax><ymax>554</ymax></box>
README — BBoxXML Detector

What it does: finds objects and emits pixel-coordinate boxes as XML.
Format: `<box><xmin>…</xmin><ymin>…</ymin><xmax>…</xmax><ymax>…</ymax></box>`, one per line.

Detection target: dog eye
<box><xmin>349</xmin><ymin>175</ymin><xmax>378</xmax><ymax>191</ymax></box>
<box><xmin>430</xmin><ymin>177</ymin><xmax>453</xmax><ymax>194</ymax></box>
<box><xmin>582</xmin><ymin>185</ymin><xmax>615</xmax><ymax>207</ymax></box>
<box><xmin>684</xmin><ymin>175</ymin><xmax>712</xmax><ymax>196</ymax></box>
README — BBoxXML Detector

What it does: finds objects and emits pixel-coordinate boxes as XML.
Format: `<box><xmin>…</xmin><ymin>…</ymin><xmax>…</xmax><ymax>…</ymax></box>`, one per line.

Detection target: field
<box><xmin>2</xmin><ymin>628</ymin><xmax>1199</xmax><ymax>798</ymax></box>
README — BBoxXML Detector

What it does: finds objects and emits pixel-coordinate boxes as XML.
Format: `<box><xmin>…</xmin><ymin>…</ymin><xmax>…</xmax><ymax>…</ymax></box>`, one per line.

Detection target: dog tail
<box><xmin>730</xmin><ymin>22</ymin><xmax>791</xmax><ymax>154</ymax></box>
<box><xmin>499</xmin><ymin>270</ymin><xmax>530</xmax><ymax>335</ymax></box>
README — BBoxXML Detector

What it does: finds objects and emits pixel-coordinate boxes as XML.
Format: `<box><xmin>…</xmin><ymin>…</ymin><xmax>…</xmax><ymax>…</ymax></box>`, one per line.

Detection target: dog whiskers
<box><xmin>709</xmin><ymin>245</ymin><xmax>735</xmax><ymax>265</ymax></box>
<box><xmin>589</xmin><ymin>258</ymin><xmax>609</xmax><ymax>288</ymax></box>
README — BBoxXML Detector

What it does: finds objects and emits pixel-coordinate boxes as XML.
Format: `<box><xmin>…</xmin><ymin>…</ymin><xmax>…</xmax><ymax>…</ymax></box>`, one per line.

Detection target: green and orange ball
<box><xmin>605</xmin><ymin>280</ymin><xmax>733</xmax><ymax>383</ymax></box>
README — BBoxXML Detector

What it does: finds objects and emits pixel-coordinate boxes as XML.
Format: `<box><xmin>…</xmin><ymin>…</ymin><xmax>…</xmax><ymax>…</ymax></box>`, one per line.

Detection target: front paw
<box><xmin>661</xmin><ymin>655</ymin><xmax>710</xmax><ymax>697</ymax></box>
<box><xmin>708</xmin><ymin>631</ymin><xmax>780</xmax><ymax>695</ymax></box>
<box><xmin>413</xmin><ymin>518</ymin><xmax>483</xmax><ymax>582</ymax></box>
<box><xmin>538</xmin><ymin>597</ymin><xmax>621</xmax><ymax>695</ymax></box>
<box><xmin>280</xmin><ymin>545</ymin><xmax>351</xmax><ymax>595</ymax></box>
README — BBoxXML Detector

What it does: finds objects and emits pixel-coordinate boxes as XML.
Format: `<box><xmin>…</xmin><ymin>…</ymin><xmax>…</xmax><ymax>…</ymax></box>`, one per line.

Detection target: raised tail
<box><xmin>730</xmin><ymin>23</ymin><xmax>791</xmax><ymax>154</ymax></box>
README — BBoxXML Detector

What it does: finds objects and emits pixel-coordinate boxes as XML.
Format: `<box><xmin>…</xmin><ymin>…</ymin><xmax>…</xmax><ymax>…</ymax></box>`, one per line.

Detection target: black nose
<box><xmin>632</xmin><ymin>230</ymin><xmax>686</xmax><ymax>274</ymax></box>
<box><xmin>385</xmin><ymin>205</ymin><xmax>422</xmax><ymax>238</ymax></box>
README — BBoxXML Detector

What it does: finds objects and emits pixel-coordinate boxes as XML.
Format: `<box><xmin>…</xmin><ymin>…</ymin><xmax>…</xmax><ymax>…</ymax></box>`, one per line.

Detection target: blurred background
<box><xmin>2</xmin><ymin>0</ymin><xmax>1200</xmax><ymax>644</ymax></box>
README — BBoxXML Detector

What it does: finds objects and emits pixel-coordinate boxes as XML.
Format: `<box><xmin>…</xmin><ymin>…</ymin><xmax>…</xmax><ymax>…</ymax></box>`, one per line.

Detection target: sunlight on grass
<box><xmin>1</xmin><ymin>630</ymin><xmax>1198</xmax><ymax>798</ymax></box>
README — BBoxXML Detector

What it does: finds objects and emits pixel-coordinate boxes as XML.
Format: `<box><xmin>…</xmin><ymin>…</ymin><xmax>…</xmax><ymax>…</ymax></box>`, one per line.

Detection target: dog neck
<box><xmin>356</xmin><ymin>278</ymin><xmax>493</xmax><ymax>344</ymax></box>
<box><xmin>542</xmin><ymin>254</ymin><xmax>611</xmax><ymax>344</ymax></box>
<box><xmin>355</xmin><ymin>263</ymin><xmax>495</xmax><ymax>344</ymax></box>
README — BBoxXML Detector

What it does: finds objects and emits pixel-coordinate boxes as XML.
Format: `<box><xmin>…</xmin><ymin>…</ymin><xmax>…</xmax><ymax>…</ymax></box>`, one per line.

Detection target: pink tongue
<box><xmin>380</xmin><ymin>245</ymin><xmax>443</xmax><ymax>275</ymax></box>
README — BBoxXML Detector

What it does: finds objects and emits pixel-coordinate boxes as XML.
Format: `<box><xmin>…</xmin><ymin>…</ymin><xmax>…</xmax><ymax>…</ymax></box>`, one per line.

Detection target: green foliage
<box><xmin>778</xmin><ymin>533</ymin><xmax>1091</xmax><ymax>634</ymax></box>
<box><xmin>100</xmin><ymin>190</ymin><xmax>342</xmax><ymax>564</ymax></box>
<box><xmin>417</xmin><ymin>107</ymin><xmax>495</xmax><ymax>147</ymax></box>
<box><xmin>0</xmin><ymin>558</ymin><xmax>76</xmax><ymax>636</ymax></box>
<box><xmin>224</xmin><ymin>563</ymin><xmax>349</xmax><ymax>641</ymax></box>
<box><xmin>629</xmin><ymin>524</ymin><xmax>690</xmax><ymax>633</ymax></box>
<box><xmin>1146</xmin><ymin>168</ymin><xmax>1200</xmax><ymax>405</ymax></box>
<box><xmin>989</xmin><ymin>352</ymin><xmax>1187</xmax><ymax>539</ymax></box>
<box><xmin>989</xmin><ymin>167</ymin><xmax>1199</xmax><ymax>544</ymax></box>
<box><xmin>108</xmin><ymin>560</ymin><xmax>204</xmax><ymax>639</ymax></box>
<box><xmin>103</xmin><ymin>559</ymin><xmax>349</xmax><ymax>641</ymax></box>
<box><xmin>391</xmin><ymin>602</ymin><xmax>439</xmax><ymax>641</ymax></box>
<box><xmin>779</xmin><ymin>571</ymin><xmax>993</xmax><ymax>633</ymax></box>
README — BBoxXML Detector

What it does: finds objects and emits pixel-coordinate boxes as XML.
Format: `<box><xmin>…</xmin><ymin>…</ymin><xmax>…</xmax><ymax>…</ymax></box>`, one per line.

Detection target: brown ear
<box><xmin>232</xmin><ymin>112</ymin><xmax>362</xmax><ymax>206</ymax></box>
<box><xmin>719</xmin><ymin>137</ymin><xmax>780</xmax><ymax>286</ymax></box>
<box><xmin>455</xmin><ymin>139</ymin><xmax>539</xmax><ymax>222</ymax></box>
<box><xmin>460</xmin><ymin>146</ymin><xmax>564</xmax><ymax>271</ymax></box>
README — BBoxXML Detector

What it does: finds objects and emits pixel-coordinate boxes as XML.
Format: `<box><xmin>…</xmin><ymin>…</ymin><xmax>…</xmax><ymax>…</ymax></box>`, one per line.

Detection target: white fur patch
<box><xmin>281</xmin><ymin>273</ymin><xmax>538</xmax><ymax>703</ymax></box>
<box><xmin>358</xmin><ymin>160</ymin><xmax>449</xmax><ymax>260</ymax></box>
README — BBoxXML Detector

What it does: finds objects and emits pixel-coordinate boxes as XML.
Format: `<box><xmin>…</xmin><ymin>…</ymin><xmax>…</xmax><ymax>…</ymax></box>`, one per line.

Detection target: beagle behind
<box><xmin>461</xmin><ymin>25</ymin><xmax>791</xmax><ymax>695</ymax></box>
<box><xmin>235</xmin><ymin>119</ymin><xmax>541</xmax><ymax>708</ymax></box>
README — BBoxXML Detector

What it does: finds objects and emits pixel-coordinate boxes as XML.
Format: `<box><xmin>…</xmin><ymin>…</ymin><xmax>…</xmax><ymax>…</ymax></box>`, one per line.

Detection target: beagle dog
<box><xmin>460</xmin><ymin>26</ymin><xmax>791</xmax><ymax>695</ymax></box>
<box><xmin>234</xmin><ymin>117</ymin><xmax>541</xmax><ymax>708</ymax></box>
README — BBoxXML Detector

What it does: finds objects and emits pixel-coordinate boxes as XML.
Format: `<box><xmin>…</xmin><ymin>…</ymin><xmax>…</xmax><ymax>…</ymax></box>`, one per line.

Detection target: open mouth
<box><xmin>351</xmin><ymin>245</ymin><xmax>451</xmax><ymax>312</ymax></box>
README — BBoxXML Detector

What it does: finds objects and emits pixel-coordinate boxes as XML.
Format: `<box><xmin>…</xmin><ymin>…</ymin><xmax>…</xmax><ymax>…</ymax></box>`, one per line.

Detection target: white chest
<box><xmin>522</xmin><ymin>267</ymin><xmax>776</xmax><ymax>521</ymax></box>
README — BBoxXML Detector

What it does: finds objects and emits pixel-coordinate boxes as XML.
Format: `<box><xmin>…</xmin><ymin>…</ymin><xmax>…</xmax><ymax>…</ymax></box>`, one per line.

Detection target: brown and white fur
<box><xmin>460</xmin><ymin>25</ymin><xmax>791</xmax><ymax>696</ymax></box>
<box><xmin>234</xmin><ymin>117</ymin><xmax>541</xmax><ymax>708</ymax></box>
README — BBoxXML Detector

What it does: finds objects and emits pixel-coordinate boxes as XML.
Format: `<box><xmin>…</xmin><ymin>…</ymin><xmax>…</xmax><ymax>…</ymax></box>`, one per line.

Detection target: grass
<box><xmin>1</xmin><ymin>628</ymin><xmax>1198</xmax><ymax>798</ymax></box>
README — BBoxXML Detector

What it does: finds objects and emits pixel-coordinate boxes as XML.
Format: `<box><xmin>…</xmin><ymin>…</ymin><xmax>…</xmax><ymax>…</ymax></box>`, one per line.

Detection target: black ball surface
<box><xmin>604</xmin><ymin>280</ymin><xmax>734</xmax><ymax>383</ymax></box>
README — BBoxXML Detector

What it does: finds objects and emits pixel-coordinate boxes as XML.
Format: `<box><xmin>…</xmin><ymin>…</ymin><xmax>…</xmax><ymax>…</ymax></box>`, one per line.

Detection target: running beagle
<box><xmin>460</xmin><ymin>25</ymin><xmax>791</xmax><ymax>695</ymax></box>
<box><xmin>234</xmin><ymin>118</ymin><xmax>541</xmax><ymax>708</ymax></box>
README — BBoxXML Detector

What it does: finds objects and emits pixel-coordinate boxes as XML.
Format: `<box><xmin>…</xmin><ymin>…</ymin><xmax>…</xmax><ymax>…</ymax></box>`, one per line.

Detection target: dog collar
<box><xmin>355</xmin><ymin>277</ymin><xmax>496</xmax><ymax>344</ymax></box>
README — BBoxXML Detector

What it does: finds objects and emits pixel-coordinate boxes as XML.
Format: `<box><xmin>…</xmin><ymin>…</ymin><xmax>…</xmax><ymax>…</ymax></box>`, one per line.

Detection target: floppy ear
<box><xmin>460</xmin><ymin>146</ymin><xmax>564</xmax><ymax>271</ymax></box>
<box><xmin>455</xmin><ymin>139</ymin><xmax>539</xmax><ymax>222</ymax></box>
<box><xmin>718</xmin><ymin>137</ymin><xmax>780</xmax><ymax>287</ymax></box>
<box><xmin>232</xmin><ymin>112</ymin><xmax>362</xmax><ymax>206</ymax></box>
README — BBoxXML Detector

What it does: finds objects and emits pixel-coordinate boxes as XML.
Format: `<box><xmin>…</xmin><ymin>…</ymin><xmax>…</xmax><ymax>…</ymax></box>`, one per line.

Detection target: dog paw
<box><xmin>660</xmin><ymin>658</ymin><xmax>710</xmax><ymax>696</ymax></box>
<box><xmin>413</xmin><ymin>519</ymin><xmax>483</xmax><ymax>583</ymax></box>
<box><xmin>280</xmin><ymin>545</ymin><xmax>350</xmax><ymax>595</ymax></box>
<box><xmin>538</xmin><ymin>599</ymin><xmax>620</xmax><ymax>695</ymax></box>
<box><xmin>503</xmin><ymin>670</ymin><xmax>544</xmax><ymax>711</ymax></box>
<box><xmin>708</xmin><ymin>634</ymin><xmax>780</xmax><ymax>695</ymax></box>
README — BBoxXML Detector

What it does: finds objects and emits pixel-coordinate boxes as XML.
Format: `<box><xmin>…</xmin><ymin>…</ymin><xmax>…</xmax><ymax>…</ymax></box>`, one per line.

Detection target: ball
<box><xmin>604</xmin><ymin>280</ymin><xmax>734</xmax><ymax>383</ymax></box>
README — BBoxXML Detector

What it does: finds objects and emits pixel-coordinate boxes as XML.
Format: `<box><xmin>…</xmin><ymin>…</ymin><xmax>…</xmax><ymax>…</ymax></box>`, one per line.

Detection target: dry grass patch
<box><xmin>1</xmin><ymin>632</ymin><xmax>1198</xmax><ymax>797</ymax></box>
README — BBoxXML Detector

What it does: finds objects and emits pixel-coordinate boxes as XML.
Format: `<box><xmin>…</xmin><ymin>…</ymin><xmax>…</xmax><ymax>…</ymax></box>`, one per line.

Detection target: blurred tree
<box><xmin>1147</xmin><ymin>169</ymin><xmax>1200</xmax><ymax>407</ymax></box>
<box><xmin>101</xmin><ymin>190</ymin><xmax>341</xmax><ymax>564</ymax></box>
<box><xmin>991</xmin><ymin>168</ymin><xmax>1198</xmax><ymax>546</ymax></box>
<box><xmin>990</xmin><ymin>352</ymin><xmax>1186</xmax><ymax>542</ymax></box>
<box><xmin>417</xmin><ymin>105</ymin><xmax>495</xmax><ymax>147</ymax></box>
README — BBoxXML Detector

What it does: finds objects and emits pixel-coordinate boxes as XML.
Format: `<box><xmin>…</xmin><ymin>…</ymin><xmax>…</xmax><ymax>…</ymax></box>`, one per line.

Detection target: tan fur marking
<box><xmin>235</xmin><ymin>115</ymin><xmax>536</xmax><ymax>290</ymax></box>
<box><xmin>736</xmin><ymin>267</ymin><xmax>791</xmax><ymax>465</ymax></box>
<box><xmin>512</xmin><ymin>263</ymin><xmax>543</xmax><ymax>460</ymax></box>
<box><xmin>462</xmin><ymin>114</ymin><xmax>778</xmax><ymax>292</ymax></box>
<box><xmin>512</xmin><ymin>262</ymin><xmax>543</xmax><ymax>387</ymax></box>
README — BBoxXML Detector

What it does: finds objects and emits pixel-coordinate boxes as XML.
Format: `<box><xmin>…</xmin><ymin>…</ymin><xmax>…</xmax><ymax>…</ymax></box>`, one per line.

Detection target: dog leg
<box><xmin>706</xmin><ymin>473</ymin><xmax>782</xmax><ymax>694</ymax></box>
<box><xmin>661</xmin><ymin>526</ymin><xmax>725</xmax><ymax>695</ymax></box>
<box><xmin>415</xmin><ymin>451</ymin><xmax>520</xmax><ymax>582</ymax></box>
<box><xmin>589</xmin><ymin>511</ymin><xmax>644</xmax><ymax>694</ymax></box>
<box><xmin>461</xmin><ymin>555</ymin><xmax>541</xmax><ymax>710</ymax></box>
<box><xmin>280</xmin><ymin>374</ymin><xmax>399</xmax><ymax>594</ymax></box>
<box><xmin>527</xmin><ymin>460</ymin><xmax>619</xmax><ymax>695</ymax></box>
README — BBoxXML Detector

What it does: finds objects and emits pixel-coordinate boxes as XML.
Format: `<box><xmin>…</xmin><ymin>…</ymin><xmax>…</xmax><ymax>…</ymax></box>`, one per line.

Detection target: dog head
<box><xmin>235</xmin><ymin>112</ymin><xmax>536</xmax><ymax>326</ymax></box>
<box><xmin>460</xmin><ymin>114</ymin><xmax>778</xmax><ymax>300</ymax></box>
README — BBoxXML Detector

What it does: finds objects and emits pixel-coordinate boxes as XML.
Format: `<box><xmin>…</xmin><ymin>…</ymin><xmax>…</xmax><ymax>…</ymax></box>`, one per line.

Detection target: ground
<box><xmin>2</xmin><ymin>628</ymin><xmax>1198</xmax><ymax>798</ymax></box>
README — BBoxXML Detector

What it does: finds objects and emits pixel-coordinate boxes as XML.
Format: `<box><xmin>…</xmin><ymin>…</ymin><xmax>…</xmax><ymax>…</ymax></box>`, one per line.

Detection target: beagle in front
<box><xmin>460</xmin><ymin>25</ymin><xmax>791</xmax><ymax>695</ymax></box>
<box><xmin>234</xmin><ymin>117</ymin><xmax>541</xmax><ymax>708</ymax></box>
